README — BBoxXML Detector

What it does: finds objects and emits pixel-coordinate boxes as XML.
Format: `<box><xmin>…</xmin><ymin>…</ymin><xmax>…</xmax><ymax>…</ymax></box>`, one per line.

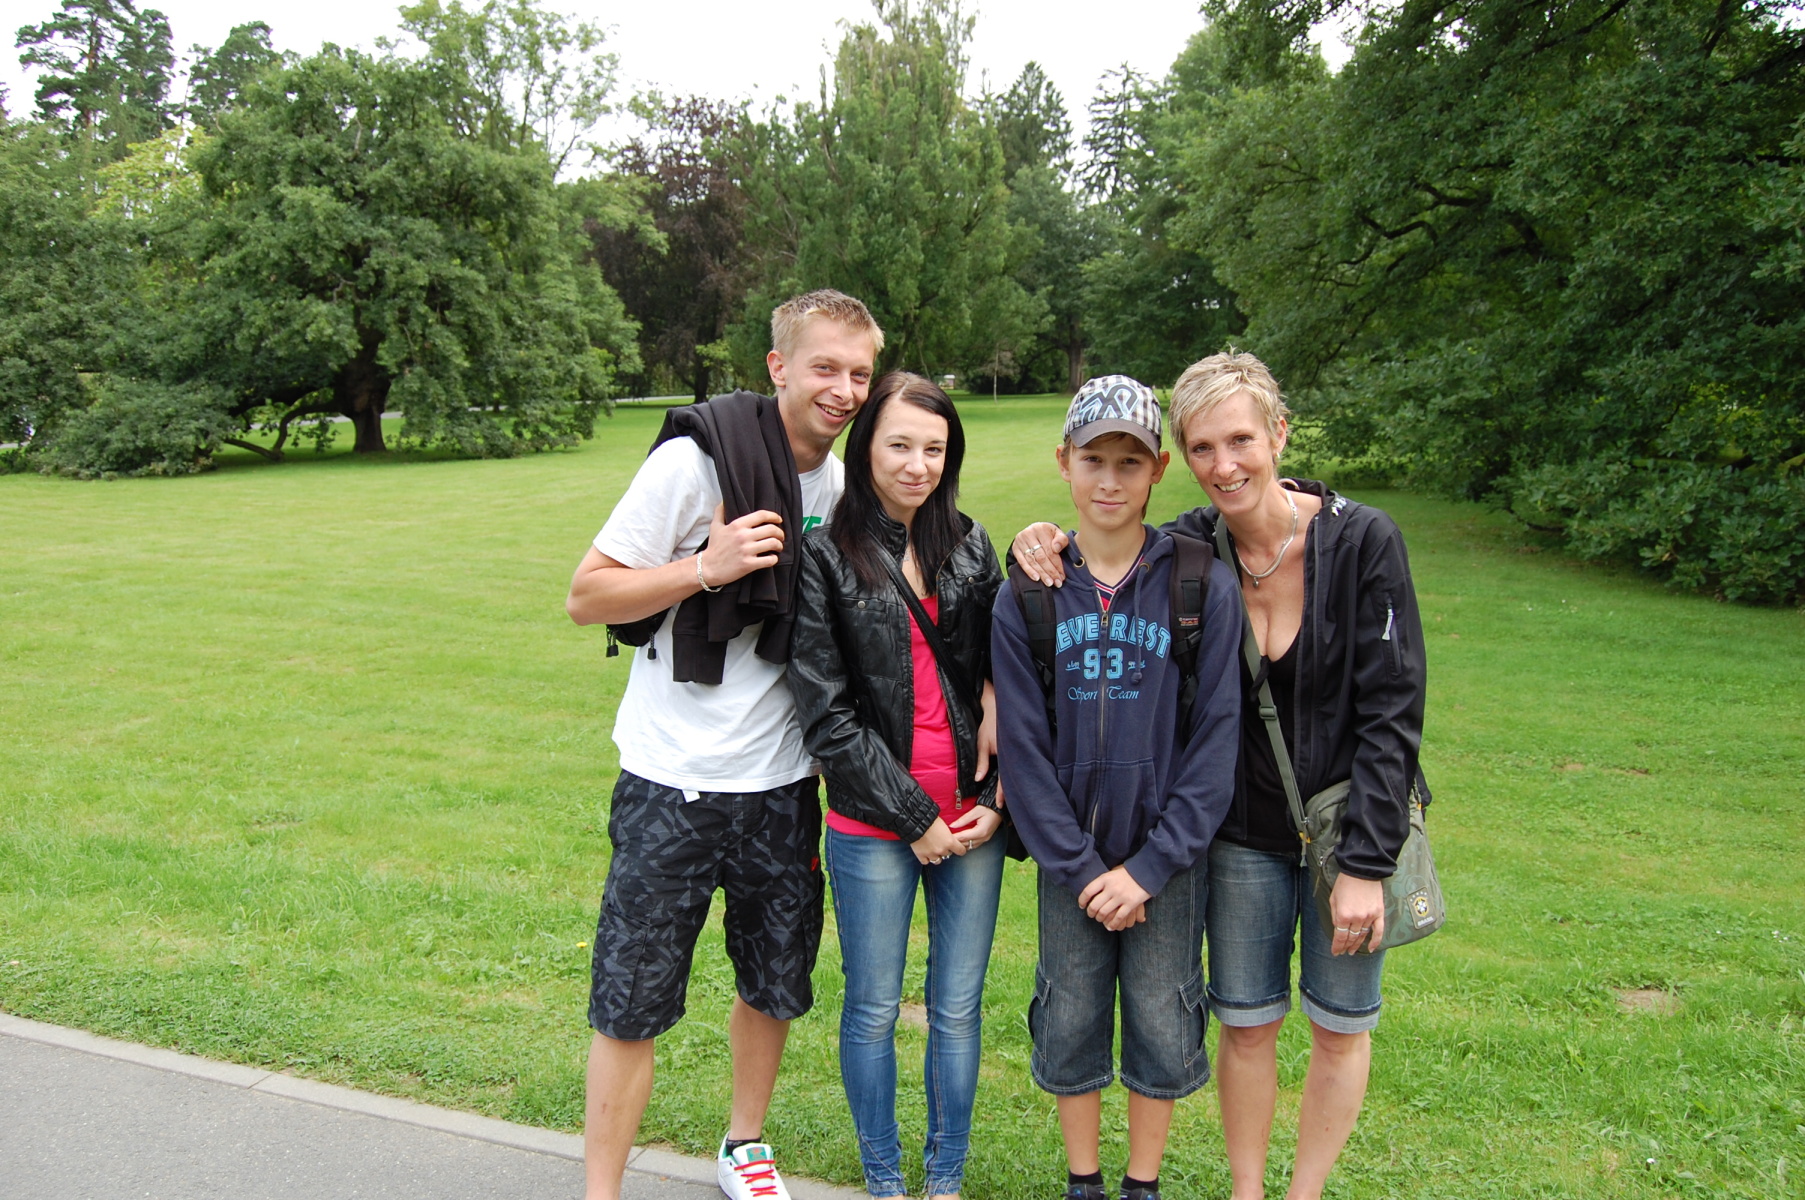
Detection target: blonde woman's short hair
<box><xmin>1168</xmin><ymin>351</ymin><xmax>1289</xmax><ymax>447</ymax></box>
<box><xmin>770</xmin><ymin>289</ymin><xmax>885</xmax><ymax>359</ymax></box>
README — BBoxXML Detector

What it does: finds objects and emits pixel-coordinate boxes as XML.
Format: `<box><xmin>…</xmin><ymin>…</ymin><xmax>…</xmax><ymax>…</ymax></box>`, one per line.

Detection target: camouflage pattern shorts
<box><xmin>588</xmin><ymin>771</ymin><xmax>824</xmax><ymax>1041</ymax></box>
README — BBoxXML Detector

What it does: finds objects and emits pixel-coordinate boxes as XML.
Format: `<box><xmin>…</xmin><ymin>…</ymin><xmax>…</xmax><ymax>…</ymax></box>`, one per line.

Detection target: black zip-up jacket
<box><xmin>787</xmin><ymin>512</ymin><xmax>1005</xmax><ymax>842</ymax></box>
<box><xmin>1168</xmin><ymin>481</ymin><xmax>1430</xmax><ymax>880</ymax></box>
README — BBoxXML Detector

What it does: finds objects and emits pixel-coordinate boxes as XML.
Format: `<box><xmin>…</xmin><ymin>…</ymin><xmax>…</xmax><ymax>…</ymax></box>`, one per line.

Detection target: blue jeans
<box><xmin>825</xmin><ymin>826</ymin><xmax>1005</xmax><ymax>1197</ymax></box>
<box><xmin>1205</xmin><ymin>839</ymin><xmax>1386</xmax><ymax>1035</ymax></box>
<box><xmin>1029</xmin><ymin>861</ymin><xmax>1211</xmax><ymax>1100</ymax></box>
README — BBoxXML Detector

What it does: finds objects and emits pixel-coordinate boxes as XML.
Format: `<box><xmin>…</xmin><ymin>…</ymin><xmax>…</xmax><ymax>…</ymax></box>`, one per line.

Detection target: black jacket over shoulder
<box><xmin>652</xmin><ymin>390</ymin><xmax>801</xmax><ymax>684</ymax></box>
<box><xmin>787</xmin><ymin>511</ymin><xmax>1005</xmax><ymax>842</ymax></box>
<box><xmin>1169</xmin><ymin>481</ymin><xmax>1430</xmax><ymax>880</ymax></box>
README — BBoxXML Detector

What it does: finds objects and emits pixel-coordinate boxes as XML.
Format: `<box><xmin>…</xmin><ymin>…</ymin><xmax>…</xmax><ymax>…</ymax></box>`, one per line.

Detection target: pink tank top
<box><xmin>826</xmin><ymin>595</ymin><xmax>968</xmax><ymax>841</ymax></box>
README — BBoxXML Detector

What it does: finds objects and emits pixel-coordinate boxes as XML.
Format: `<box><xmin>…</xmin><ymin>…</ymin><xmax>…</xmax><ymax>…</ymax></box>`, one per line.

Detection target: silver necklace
<box><xmin>1239</xmin><ymin>489</ymin><xmax>1298</xmax><ymax>588</ymax></box>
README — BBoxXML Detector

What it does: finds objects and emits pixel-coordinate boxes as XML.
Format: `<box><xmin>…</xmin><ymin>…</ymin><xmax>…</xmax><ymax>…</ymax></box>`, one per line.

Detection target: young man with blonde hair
<box><xmin>567</xmin><ymin>289</ymin><xmax>883</xmax><ymax>1200</ymax></box>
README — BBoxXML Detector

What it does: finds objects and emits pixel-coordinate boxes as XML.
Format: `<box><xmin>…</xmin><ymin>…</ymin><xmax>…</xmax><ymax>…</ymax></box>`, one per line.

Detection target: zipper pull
<box><xmin>1381</xmin><ymin>602</ymin><xmax>1395</xmax><ymax>642</ymax></box>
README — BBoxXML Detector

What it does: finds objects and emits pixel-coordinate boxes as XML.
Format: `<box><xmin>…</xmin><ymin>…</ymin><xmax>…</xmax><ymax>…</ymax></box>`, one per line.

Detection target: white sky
<box><xmin>3</xmin><ymin>0</ymin><xmax>1356</xmax><ymax>150</ymax></box>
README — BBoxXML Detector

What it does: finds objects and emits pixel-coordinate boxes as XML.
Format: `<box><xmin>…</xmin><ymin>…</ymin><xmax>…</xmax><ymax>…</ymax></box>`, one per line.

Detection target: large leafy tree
<box><xmin>148</xmin><ymin>44</ymin><xmax>638</xmax><ymax>457</ymax></box>
<box><xmin>730</xmin><ymin>0</ymin><xmax>1042</xmax><ymax>378</ymax></box>
<box><xmin>15</xmin><ymin>0</ymin><xmax>174</xmax><ymax>156</ymax></box>
<box><xmin>1177</xmin><ymin>0</ymin><xmax>1805</xmax><ymax>600</ymax></box>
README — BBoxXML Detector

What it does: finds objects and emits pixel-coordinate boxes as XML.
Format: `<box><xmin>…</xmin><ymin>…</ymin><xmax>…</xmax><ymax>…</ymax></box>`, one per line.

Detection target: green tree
<box><xmin>145</xmin><ymin>44</ymin><xmax>637</xmax><ymax>458</ymax></box>
<box><xmin>591</xmin><ymin>95</ymin><xmax>750</xmax><ymax>402</ymax></box>
<box><xmin>1178</xmin><ymin>0</ymin><xmax>1805</xmax><ymax>600</ymax></box>
<box><xmin>1079</xmin><ymin>59</ymin><xmax>1243</xmax><ymax>387</ymax></box>
<box><xmin>15</xmin><ymin>0</ymin><xmax>174</xmax><ymax>155</ymax></box>
<box><xmin>397</xmin><ymin>0</ymin><xmax>616</xmax><ymax>175</ymax></box>
<box><xmin>185</xmin><ymin>21</ymin><xmax>282</xmax><ymax>127</ymax></box>
<box><xmin>971</xmin><ymin>62</ymin><xmax>1099</xmax><ymax>395</ymax></box>
<box><xmin>0</xmin><ymin>116</ymin><xmax>133</xmax><ymax>457</ymax></box>
<box><xmin>730</xmin><ymin>0</ymin><xmax>1042</xmax><ymax>379</ymax></box>
<box><xmin>989</xmin><ymin>59</ymin><xmax>1071</xmax><ymax>179</ymax></box>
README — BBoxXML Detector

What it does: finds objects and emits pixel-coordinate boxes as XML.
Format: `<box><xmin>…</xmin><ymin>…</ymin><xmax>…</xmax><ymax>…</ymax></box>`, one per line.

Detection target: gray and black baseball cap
<box><xmin>1063</xmin><ymin>374</ymin><xmax>1162</xmax><ymax>455</ymax></box>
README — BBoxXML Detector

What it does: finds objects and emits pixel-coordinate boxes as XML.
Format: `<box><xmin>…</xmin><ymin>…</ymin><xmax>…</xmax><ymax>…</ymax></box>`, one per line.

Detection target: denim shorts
<box><xmin>588</xmin><ymin>771</ymin><xmax>824</xmax><ymax>1041</ymax></box>
<box><xmin>1028</xmin><ymin>862</ymin><xmax>1211</xmax><ymax>1100</ymax></box>
<box><xmin>1204</xmin><ymin>839</ymin><xmax>1385</xmax><ymax>1035</ymax></box>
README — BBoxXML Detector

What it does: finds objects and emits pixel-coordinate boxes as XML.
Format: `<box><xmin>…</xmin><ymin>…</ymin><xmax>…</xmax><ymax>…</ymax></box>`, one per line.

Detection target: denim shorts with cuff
<box><xmin>1028</xmin><ymin>861</ymin><xmax>1210</xmax><ymax>1100</ymax></box>
<box><xmin>588</xmin><ymin>771</ymin><xmax>824</xmax><ymax>1041</ymax></box>
<box><xmin>1204</xmin><ymin>839</ymin><xmax>1385</xmax><ymax>1035</ymax></box>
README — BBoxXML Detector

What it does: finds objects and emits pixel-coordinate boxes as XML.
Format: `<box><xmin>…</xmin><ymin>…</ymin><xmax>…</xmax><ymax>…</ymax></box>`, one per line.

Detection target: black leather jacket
<box><xmin>1170</xmin><ymin>480</ymin><xmax>1430</xmax><ymax>880</ymax></box>
<box><xmin>788</xmin><ymin>511</ymin><xmax>1005</xmax><ymax>842</ymax></box>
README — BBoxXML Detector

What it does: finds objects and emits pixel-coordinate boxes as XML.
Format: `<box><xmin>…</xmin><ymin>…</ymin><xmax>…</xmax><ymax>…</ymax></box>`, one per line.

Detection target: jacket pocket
<box><xmin>836</xmin><ymin>595</ymin><xmax>902</xmax><ymax>678</ymax></box>
<box><xmin>1066</xmin><ymin>757</ymin><xmax>1161</xmax><ymax>862</ymax></box>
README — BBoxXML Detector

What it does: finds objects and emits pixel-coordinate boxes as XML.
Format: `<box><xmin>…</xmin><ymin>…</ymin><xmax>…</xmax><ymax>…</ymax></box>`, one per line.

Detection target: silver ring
<box><xmin>1028</xmin><ymin>545</ymin><xmax>1044</xmax><ymax>555</ymax></box>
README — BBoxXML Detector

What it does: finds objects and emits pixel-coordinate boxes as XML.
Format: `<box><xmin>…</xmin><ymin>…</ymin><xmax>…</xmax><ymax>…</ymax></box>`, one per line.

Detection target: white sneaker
<box><xmin>717</xmin><ymin>1138</ymin><xmax>792</xmax><ymax>1200</ymax></box>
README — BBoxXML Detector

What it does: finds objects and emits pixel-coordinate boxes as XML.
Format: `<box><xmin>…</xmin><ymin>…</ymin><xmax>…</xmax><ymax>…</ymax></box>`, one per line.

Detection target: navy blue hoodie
<box><xmin>992</xmin><ymin>527</ymin><xmax>1242</xmax><ymax>899</ymax></box>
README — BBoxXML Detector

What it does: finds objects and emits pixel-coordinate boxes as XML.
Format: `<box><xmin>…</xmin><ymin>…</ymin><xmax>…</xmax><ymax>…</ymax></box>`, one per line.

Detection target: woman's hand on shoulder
<box><xmin>1010</xmin><ymin>522</ymin><xmax>1068</xmax><ymax>586</ymax></box>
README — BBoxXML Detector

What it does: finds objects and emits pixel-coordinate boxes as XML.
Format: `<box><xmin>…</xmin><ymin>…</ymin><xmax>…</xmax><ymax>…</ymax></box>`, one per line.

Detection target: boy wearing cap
<box><xmin>991</xmin><ymin>376</ymin><xmax>1241</xmax><ymax>1200</ymax></box>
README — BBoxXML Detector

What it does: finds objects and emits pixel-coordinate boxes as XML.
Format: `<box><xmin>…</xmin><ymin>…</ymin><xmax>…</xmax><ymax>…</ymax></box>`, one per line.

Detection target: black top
<box><xmin>1229</xmin><ymin>638</ymin><xmax>1302</xmax><ymax>856</ymax></box>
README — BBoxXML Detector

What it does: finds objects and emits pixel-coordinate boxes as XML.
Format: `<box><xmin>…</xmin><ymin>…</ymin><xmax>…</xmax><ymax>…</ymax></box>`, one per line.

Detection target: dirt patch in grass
<box><xmin>1615</xmin><ymin>987</ymin><xmax>1679</xmax><ymax>1015</ymax></box>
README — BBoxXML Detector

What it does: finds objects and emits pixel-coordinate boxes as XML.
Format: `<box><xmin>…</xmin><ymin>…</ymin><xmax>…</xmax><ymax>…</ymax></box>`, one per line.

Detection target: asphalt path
<box><xmin>0</xmin><ymin>1012</ymin><xmax>860</xmax><ymax>1200</ymax></box>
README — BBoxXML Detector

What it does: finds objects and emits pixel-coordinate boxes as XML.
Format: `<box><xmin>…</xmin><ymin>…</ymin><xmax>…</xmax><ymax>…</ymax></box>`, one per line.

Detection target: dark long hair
<box><xmin>831</xmin><ymin>372</ymin><xmax>967</xmax><ymax>597</ymax></box>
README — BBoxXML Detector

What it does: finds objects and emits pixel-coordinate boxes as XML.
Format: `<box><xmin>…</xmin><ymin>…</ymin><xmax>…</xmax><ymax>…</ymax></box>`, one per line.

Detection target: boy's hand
<box><xmin>1010</xmin><ymin>522</ymin><xmax>1069</xmax><ymax>586</ymax></box>
<box><xmin>975</xmin><ymin>681</ymin><xmax>998</xmax><ymax>783</ymax></box>
<box><xmin>1078</xmin><ymin>867</ymin><xmax>1151</xmax><ymax>931</ymax></box>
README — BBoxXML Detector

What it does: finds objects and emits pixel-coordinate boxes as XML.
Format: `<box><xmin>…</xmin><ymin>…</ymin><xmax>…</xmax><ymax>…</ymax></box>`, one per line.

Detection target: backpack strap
<box><xmin>1167</xmin><ymin>531</ymin><xmax>1213</xmax><ymax>731</ymax></box>
<box><xmin>1007</xmin><ymin>562</ymin><xmax>1060</xmax><ymax>733</ymax></box>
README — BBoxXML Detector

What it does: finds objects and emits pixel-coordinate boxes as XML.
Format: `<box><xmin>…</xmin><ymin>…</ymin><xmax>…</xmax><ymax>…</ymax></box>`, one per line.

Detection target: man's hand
<box><xmin>1009</xmin><ymin>522</ymin><xmax>1069</xmax><ymax>586</ymax></box>
<box><xmin>1077</xmin><ymin>866</ymin><xmax>1151</xmax><ymax>932</ymax></box>
<box><xmin>699</xmin><ymin>504</ymin><xmax>784</xmax><ymax>589</ymax></box>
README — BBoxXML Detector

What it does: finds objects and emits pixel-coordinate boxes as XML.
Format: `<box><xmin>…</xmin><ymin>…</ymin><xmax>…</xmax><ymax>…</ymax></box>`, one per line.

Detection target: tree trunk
<box><xmin>693</xmin><ymin>349</ymin><xmax>709</xmax><ymax>404</ymax></box>
<box><xmin>337</xmin><ymin>336</ymin><xmax>392</xmax><ymax>453</ymax></box>
<box><xmin>1066</xmin><ymin>340</ymin><xmax>1085</xmax><ymax>394</ymax></box>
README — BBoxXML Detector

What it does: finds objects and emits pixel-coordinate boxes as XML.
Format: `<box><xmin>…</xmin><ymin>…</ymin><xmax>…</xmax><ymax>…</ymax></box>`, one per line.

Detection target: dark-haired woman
<box><xmin>787</xmin><ymin>373</ymin><xmax>1006</xmax><ymax>1200</ymax></box>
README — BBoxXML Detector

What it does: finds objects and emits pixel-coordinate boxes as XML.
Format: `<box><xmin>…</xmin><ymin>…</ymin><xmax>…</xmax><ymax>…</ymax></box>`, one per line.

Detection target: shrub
<box><xmin>1512</xmin><ymin>460</ymin><xmax>1805</xmax><ymax>605</ymax></box>
<box><xmin>36</xmin><ymin>377</ymin><xmax>231</xmax><ymax>479</ymax></box>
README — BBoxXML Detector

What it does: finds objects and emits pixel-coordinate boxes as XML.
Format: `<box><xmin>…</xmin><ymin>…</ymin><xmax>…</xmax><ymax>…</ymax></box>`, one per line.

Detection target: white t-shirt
<box><xmin>594</xmin><ymin>436</ymin><xmax>843</xmax><ymax>792</ymax></box>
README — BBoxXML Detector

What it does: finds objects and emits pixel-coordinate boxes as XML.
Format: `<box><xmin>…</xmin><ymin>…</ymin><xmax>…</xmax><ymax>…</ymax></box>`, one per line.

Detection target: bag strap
<box><xmin>1211</xmin><ymin>520</ymin><xmax>1311</xmax><ymax>850</ymax></box>
<box><xmin>1166</xmin><ymin>532</ymin><xmax>1213</xmax><ymax>730</ymax></box>
<box><xmin>1006</xmin><ymin>560</ymin><xmax>1060</xmax><ymax>731</ymax></box>
<box><xmin>879</xmin><ymin>550</ymin><xmax>979</xmax><ymax>717</ymax></box>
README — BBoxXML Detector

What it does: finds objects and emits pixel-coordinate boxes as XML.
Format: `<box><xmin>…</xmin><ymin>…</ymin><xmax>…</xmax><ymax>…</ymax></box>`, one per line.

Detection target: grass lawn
<box><xmin>3</xmin><ymin>397</ymin><xmax>1803</xmax><ymax>1199</ymax></box>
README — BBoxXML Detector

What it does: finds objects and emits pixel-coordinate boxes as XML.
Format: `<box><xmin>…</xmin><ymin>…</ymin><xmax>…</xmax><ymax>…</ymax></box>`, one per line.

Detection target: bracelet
<box><xmin>695</xmin><ymin>554</ymin><xmax>722</xmax><ymax>593</ymax></box>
